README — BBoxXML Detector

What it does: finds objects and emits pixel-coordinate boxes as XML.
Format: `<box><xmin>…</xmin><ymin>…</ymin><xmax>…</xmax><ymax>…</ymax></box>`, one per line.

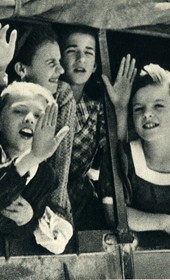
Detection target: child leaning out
<box><xmin>0</xmin><ymin>81</ymin><xmax>72</xmax><ymax>257</ymax></box>
<box><xmin>103</xmin><ymin>64</ymin><xmax>170</xmax><ymax>249</ymax></box>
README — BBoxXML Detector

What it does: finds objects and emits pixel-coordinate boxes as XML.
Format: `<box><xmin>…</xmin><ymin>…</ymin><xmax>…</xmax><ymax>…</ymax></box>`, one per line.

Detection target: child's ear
<box><xmin>93</xmin><ymin>63</ymin><xmax>97</xmax><ymax>73</ymax></box>
<box><xmin>14</xmin><ymin>62</ymin><xmax>28</xmax><ymax>80</ymax></box>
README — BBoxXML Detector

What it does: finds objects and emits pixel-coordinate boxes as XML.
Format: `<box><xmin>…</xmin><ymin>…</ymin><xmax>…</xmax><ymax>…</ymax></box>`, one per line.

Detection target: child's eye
<box><xmin>34</xmin><ymin>113</ymin><xmax>40</xmax><ymax>119</ymax></box>
<box><xmin>14</xmin><ymin>109</ymin><xmax>25</xmax><ymax>115</ymax></box>
<box><xmin>85</xmin><ymin>51</ymin><xmax>94</xmax><ymax>56</ymax></box>
<box><xmin>155</xmin><ymin>104</ymin><xmax>164</xmax><ymax>109</ymax></box>
<box><xmin>48</xmin><ymin>61</ymin><xmax>55</xmax><ymax>67</ymax></box>
<box><xmin>133</xmin><ymin>107</ymin><xmax>143</xmax><ymax>113</ymax></box>
<box><xmin>66</xmin><ymin>49</ymin><xmax>75</xmax><ymax>54</ymax></box>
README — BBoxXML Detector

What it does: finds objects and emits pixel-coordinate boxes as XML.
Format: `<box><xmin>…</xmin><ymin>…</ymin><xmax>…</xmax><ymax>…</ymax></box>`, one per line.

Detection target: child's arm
<box><xmin>127</xmin><ymin>206</ymin><xmax>170</xmax><ymax>234</ymax></box>
<box><xmin>1</xmin><ymin>195</ymin><xmax>33</xmax><ymax>226</ymax></box>
<box><xmin>15</xmin><ymin>103</ymin><xmax>69</xmax><ymax>176</ymax></box>
<box><xmin>102</xmin><ymin>54</ymin><xmax>137</xmax><ymax>141</ymax></box>
<box><xmin>0</xmin><ymin>23</ymin><xmax>17</xmax><ymax>85</ymax></box>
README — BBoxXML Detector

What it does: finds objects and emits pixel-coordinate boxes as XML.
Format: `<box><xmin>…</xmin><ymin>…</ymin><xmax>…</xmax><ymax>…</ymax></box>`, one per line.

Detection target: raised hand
<box><xmin>31</xmin><ymin>103</ymin><xmax>69</xmax><ymax>163</ymax></box>
<box><xmin>0</xmin><ymin>23</ymin><xmax>17</xmax><ymax>72</ymax></box>
<box><xmin>102</xmin><ymin>54</ymin><xmax>137</xmax><ymax>109</ymax></box>
<box><xmin>1</xmin><ymin>196</ymin><xmax>33</xmax><ymax>226</ymax></box>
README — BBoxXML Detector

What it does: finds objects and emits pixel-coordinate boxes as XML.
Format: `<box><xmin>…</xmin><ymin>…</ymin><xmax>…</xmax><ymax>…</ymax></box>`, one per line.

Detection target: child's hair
<box><xmin>132</xmin><ymin>64</ymin><xmax>170</xmax><ymax>100</ymax></box>
<box><xmin>59</xmin><ymin>24</ymin><xmax>98</xmax><ymax>53</ymax></box>
<box><xmin>0</xmin><ymin>81</ymin><xmax>54</xmax><ymax>113</ymax></box>
<box><xmin>8</xmin><ymin>25</ymin><xmax>59</xmax><ymax>82</ymax></box>
<box><xmin>59</xmin><ymin>24</ymin><xmax>103</xmax><ymax>101</ymax></box>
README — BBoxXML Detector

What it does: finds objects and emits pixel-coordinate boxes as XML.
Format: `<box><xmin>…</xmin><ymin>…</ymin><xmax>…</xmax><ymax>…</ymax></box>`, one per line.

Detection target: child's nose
<box><xmin>144</xmin><ymin>110</ymin><xmax>153</xmax><ymax>120</ymax></box>
<box><xmin>77</xmin><ymin>51</ymin><xmax>85</xmax><ymax>63</ymax></box>
<box><xmin>55</xmin><ymin>63</ymin><xmax>64</xmax><ymax>75</ymax></box>
<box><xmin>23</xmin><ymin>112</ymin><xmax>35</xmax><ymax>125</ymax></box>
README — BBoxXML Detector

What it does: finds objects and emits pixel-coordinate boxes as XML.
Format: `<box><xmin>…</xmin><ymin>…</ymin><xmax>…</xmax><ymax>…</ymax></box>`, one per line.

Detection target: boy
<box><xmin>60</xmin><ymin>26</ymin><xmax>136</xmax><ymax>229</ymax></box>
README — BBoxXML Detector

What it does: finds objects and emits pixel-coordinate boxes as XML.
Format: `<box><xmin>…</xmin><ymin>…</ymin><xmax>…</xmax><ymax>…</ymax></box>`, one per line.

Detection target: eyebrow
<box><xmin>154</xmin><ymin>99</ymin><xmax>165</xmax><ymax>102</ymax></box>
<box><xmin>45</xmin><ymin>58</ymin><xmax>56</xmax><ymax>62</ymax></box>
<box><xmin>11</xmin><ymin>103</ymin><xmax>43</xmax><ymax>111</ymax></box>
<box><xmin>11</xmin><ymin>103</ymin><xmax>28</xmax><ymax>108</ymax></box>
<box><xmin>132</xmin><ymin>103</ymin><xmax>142</xmax><ymax>107</ymax></box>
<box><xmin>65</xmin><ymin>44</ymin><xmax>95</xmax><ymax>51</ymax></box>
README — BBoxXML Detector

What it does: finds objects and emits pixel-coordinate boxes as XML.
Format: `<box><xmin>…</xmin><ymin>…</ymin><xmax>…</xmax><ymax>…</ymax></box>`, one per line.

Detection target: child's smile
<box><xmin>24</xmin><ymin>42</ymin><xmax>64</xmax><ymax>95</ymax></box>
<box><xmin>142</xmin><ymin>120</ymin><xmax>159</xmax><ymax>129</ymax></box>
<box><xmin>132</xmin><ymin>83</ymin><xmax>170</xmax><ymax>141</ymax></box>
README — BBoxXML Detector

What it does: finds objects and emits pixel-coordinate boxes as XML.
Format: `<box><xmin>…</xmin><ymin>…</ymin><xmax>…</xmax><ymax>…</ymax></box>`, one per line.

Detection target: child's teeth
<box><xmin>22</xmin><ymin>128</ymin><xmax>32</xmax><ymax>133</ymax></box>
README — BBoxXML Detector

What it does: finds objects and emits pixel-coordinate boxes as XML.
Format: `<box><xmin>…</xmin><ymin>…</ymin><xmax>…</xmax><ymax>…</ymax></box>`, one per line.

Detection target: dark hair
<box><xmin>7</xmin><ymin>25</ymin><xmax>59</xmax><ymax>82</ymax></box>
<box><xmin>58</xmin><ymin>25</ymin><xmax>103</xmax><ymax>101</ymax></box>
<box><xmin>59</xmin><ymin>24</ymin><xmax>98</xmax><ymax>53</ymax></box>
<box><xmin>131</xmin><ymin>74</ymin><xmax>158</xmax><ymax>100</ymax></box>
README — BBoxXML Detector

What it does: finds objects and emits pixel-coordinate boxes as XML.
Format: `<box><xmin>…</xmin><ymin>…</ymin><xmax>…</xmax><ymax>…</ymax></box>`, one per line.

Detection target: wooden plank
<box><xmin>0</xmin><ymin>252</ymin><xmax>122</xmax><ymax>280</ymax></box>
<box><xmin>134</xmin><ymin>250</ymin><xmax>170</xmax><ymax>279</ymax></box>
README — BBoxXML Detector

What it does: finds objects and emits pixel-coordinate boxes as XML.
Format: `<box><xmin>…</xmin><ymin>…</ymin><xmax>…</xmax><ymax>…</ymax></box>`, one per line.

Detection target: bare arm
<box><xmin>127</xmin><ymin>206</ymin><xmax>170</xmax><ymax>234</ymax></box>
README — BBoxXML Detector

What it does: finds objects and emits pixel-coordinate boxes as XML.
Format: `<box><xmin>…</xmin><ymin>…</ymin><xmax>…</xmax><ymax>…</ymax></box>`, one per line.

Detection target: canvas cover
<box><xmin>0</xmin><ymin>0</ymin><xmax>170</xmax><ymax>31</ymax></box>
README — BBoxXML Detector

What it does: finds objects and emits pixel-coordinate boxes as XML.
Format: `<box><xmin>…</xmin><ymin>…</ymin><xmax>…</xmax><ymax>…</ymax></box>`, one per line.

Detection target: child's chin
<box><xmin>18</xmin><ymin>145</ymin><xmax>32</xmax><ymax>155</ymax></box>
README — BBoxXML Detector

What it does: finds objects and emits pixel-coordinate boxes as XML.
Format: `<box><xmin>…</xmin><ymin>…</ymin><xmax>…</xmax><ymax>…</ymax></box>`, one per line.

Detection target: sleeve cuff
<box><xmin>102</xmin><ymin>196</ymin><xmax>113</xmax><ymax>205</ymax></box>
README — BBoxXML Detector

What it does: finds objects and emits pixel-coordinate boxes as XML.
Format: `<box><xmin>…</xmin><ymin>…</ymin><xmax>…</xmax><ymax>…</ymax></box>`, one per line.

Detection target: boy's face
<box><xmin>25</xmin><ymin>41</ymin><xmax>64</xmax><ymax>94</ymax></box>
<box><xmin>132</xmin><ymin>83</ymin><xmax>170</xmax><ymax>142</ymax></box>
<box><xmin>0</xmin><ymin>93</ymin><xmax>47</xmax><ymax>157</ymax></box>
<box><xmin>61</xmin><ymin>32</ymin><xmax>96</xmax><ymax>86</ymax></box>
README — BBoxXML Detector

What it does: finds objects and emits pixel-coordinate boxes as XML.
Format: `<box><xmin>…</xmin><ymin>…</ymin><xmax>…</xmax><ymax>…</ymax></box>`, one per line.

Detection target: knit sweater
<box><xmin>48</xmin><ymin>80</ymin><xmax>76</xmax><ymax>222</ymax></box>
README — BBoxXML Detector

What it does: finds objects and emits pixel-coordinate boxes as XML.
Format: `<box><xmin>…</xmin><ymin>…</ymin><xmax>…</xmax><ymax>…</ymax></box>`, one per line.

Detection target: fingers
<box><xmin>117</xmin><ymin>56</ymin><xmax>126</xmax><ymax>78</ymax></box>
<box><xmin>3</xmin><ymin>200</ymin><xmax>23</xmax><ymax>212</ymax></box>
<box><xmin>4</xmin><ymin>196</ymin><xmax>27</xmax><ymax>212</ymax></box>
<box><xmin>9</xmin><ymin>29</ymin><xmax>17</xmax><ymax>49</ymax></box>
<box><xmin>127</xmin><ymin>57</ymin><xmax>136</xmax><ymax>79</ymax></box>
<box><xmin>117</xmin><ymin>54</ymin><xmax>137</xmax><ymax>80</ymax></box>
<box><xmin>42</xmin><ymin>105</ymin><xmax>51</xmax><ymax>126</ymax></box>
<box><xmin>37</xmin><ymin>103</ymin><xmax>58</xmax><ymax>129</ymax></box>
<box><xmin>48</xmin><ymin>103</ymin><xmax>58</xmax><ymax>127</ymax></box>
<box><xmin>123</xmin><ymin>54</ymin><xmax>131</xmax><ymax>76</ymax></box>
<box><xmin>130</xmin><ymin>67</ymin><xmax>137</xmax><ymax>84</ymax></box>
<box><xmin>54</xmin><ymin>126</ymin><xmax>69</xmax><ymax>149</ymax></box>
<box><xmin>0</xmin><ymin>24</ymin><xmax>9</xmax><ymax>39</ymax></box>
<box><xmin>1</xmin><ymin>209</ymin><xmax>17</xmax><ymax>220</ymax></box>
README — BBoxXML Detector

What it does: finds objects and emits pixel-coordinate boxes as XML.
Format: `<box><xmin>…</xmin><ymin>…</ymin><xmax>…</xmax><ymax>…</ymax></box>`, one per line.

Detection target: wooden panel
<box><xmin>0</xmin><ymin>252</ymin><xmax>122</xmax><ymax>280</ymax></box>
<box><xmin>134</xmin><ymin>250</ymin><xmax>170</xmax><ymax>279</ymax></box>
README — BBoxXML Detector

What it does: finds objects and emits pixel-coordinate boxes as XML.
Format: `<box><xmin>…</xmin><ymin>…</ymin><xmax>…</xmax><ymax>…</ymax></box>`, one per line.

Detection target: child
<box><xmin>0</xmin><ymin>81</ymin><xmax>73</xmax><ymax>257</ymax></box>
<box><xmin>60</xmin><ymin>25</ymin><xmax>136</xmax><ymax>229</ymax></box>
<box><xmin>103</xmin><ymin>64</ymin><xmax>170</xmax><ymax>249</ymax></box>
<box><xmin>0</xmin><ymin>23</ymin><xmax>76</xmax><ymax>223</ymax></box>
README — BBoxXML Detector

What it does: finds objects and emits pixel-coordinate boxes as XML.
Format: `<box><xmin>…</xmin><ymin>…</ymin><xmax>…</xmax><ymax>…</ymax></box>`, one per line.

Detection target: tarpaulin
<box><xmin>0</xmin><ymin>0</ymin><xmax>170</xmax><ymax>30</ymax></box>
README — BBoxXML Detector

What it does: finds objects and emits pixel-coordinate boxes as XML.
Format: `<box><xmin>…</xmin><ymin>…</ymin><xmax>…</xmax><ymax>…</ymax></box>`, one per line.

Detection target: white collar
<box><xmin>130</xmin><ymin>139</ymin><xmax>170</xmax><ymax>185</ymax></box>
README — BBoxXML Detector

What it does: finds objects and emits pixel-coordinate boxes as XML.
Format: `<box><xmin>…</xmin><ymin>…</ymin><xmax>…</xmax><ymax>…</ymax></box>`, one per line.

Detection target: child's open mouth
<box><xmin>143</xmin><ymin>122</ymin><xmax>159</xmax><ymax>129</ymax></box>
<box><xmin>19</xmin><ymin>128</ymin><xmax>33</xmax><ymax>139</ymax></box>
<box><xmin>49</xmin><ymin>78</ymin><xmax>59</xmax><ymax>84</ymax></box>
<box><xmin>74</xmin><ymin>67</ymin><xmax>86</xmax><ymax>73</ymax></box>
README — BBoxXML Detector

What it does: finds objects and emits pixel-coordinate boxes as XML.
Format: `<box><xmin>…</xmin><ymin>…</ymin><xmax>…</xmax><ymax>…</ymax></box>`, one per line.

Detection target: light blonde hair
<box><xmin>1</xmin><ymin>81</ymin><xmax>55</xmax><ymax>105</ymax></box>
